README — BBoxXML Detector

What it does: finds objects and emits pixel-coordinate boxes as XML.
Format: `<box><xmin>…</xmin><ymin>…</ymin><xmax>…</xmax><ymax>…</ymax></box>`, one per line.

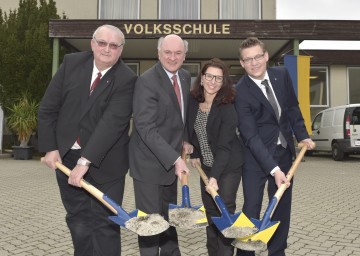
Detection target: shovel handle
<box><xmin>180</xmin><ymin>149</ymin><xmax>188</xmax><ymax>185</ymax></box>
<box><xmin>41</xmin><ymin>158</ymin><xmax>118</xmax><ymax>215</ymax></box>
<box><xmin>272</xmin><ymin>143</ymin><xmax>311</xmax><ymax>210</ymax></box>
<box><xmin>194</xmin><ymin>163</ymin><xmax>218</xmax><ymax>199</ymax></box>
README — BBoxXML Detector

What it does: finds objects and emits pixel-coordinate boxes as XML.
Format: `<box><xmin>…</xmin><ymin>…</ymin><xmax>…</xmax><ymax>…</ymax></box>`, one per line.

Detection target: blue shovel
<box><xmin>168</xmin><ymin>150</ymin><xmax>208</xmax><ymax>228</ymax></box>
<box><xmin>42</xmin><ymin>158</ymin><xmax>169</xmax><ymax>236</ymax></box>
<box><xmin>232</xmin><ymin>143</ymin><xmax>311</xmax><ymax>251</ymax></box>
<box><xmin>195</xmin><ymin>163</ymin><xmax>257</xmax><ymax>238</ymax></box>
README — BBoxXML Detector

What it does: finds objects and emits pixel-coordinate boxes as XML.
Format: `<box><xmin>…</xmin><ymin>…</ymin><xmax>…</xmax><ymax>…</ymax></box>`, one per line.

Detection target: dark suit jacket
<box><xmin>129</xmin><ymin>62</ymin><xmax>191</xmax><ymax>185</ymax></box>
<box><xmin>188</xmin><ymin>97</ymin><xmax>244</xmax><ymax>180</ymax></box>
<box><xmin>38</xmin><ymin>51</ymin><xmax>137</xmax><ymax>183</ymax></box>
<box><xmin>235</xmin><ymin>66</ymin><xmax>309</xmax><ymax>174</ymax></box>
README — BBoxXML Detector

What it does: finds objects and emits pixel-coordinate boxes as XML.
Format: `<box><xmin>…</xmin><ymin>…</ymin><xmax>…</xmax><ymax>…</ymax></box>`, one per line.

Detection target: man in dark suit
<box><xmin>235</xmin><ymin>37</ymin><xmax>315</xmax><ymax>256</ymax></box>
<box><xmin>129</xmin><ymin>34</ymin><xmax>191</xmax><ymax>255</ymax></box>
<box><xmin>38</xmin><ymin>25</ymin><xmax>137</xmax><ymax>256</ymax></box>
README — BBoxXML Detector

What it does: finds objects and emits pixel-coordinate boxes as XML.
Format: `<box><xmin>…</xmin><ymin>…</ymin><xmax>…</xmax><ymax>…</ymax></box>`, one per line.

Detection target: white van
<box><xmin>309</xmin><ymin>104</ymin><xmax>360</xmax><ymax>161</ymax></box>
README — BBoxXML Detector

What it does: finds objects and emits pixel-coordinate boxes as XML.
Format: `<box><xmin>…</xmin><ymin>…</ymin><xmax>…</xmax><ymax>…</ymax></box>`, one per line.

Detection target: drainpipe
<box><xmin>52</xmin><ymin>38</ymin><xmax>60</xmax><ymax>77</ymax></box>
<box><xmin>293</xmin><ymin>39</ymin><xmax>299</xmax><ymax>56</ymax></box>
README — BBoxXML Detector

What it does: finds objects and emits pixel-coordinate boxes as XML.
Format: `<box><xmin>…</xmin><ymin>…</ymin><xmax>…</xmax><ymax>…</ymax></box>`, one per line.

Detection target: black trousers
<box><xmin>237</xmin><ymin>146</ymin><xmax>292</xmax><ymax>256</ymax></box>
<box><xmin>201</xmin><ymin>165</ymin><xmax>242</xmax><ymax>256</ymax></box>
<box><xmin>133</xmin><ymin>178</ymin><xmax>181</xmax><ymax>256</ymax></box>
<box><xmin>56</xmin><ymin>149</ymin><xmax>125</xmax><ymax>256</ymax></box>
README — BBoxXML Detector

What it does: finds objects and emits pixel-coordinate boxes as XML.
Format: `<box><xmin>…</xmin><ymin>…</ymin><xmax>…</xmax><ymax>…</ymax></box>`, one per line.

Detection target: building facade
<box><xmin>2</xmin><ymin>0</ymin><xmax>360</xmax><ymax>119</ymax></box>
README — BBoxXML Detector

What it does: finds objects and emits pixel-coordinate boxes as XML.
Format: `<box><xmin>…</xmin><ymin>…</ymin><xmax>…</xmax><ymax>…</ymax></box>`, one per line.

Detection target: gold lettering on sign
<box><xmin>193</xmin><ymin>24</ymin><xmax>202</xmax><ymax>34</ymax></box>
<box><xmin>122</xmin><ymin>23</ymin><xmax>232</xmax><ymax>35</ymax></box>
<box><xmin>173</xmin><ymin>24</ymin><xmax>182</xmax><ymax>34</ymax></box>
<box><xmin>133</xmin><ymin>24</ymin><xmax>143</xmax><ymax>34</ymax></box>
<box><xmin>124</xmin><ymin>24</ymin><xmax>132</xmax><ymax>34</ymax></box>
<box><xmin>163</xmin><ymin>24</ymin><xmax>172</xmax><ymax>34</ymax></box>
<box><xmin>183</xmin><ymin>24</ymin><xmax>192</xmax><ymax>34</ymax></box>
<box><xmin>153</xmin><ymin>24</ymin><xmax>162</xmax><ymax>34</ymax></box>
<box><xmin>223</xmin><ymin>24</ymin><xmax>230</xmax><ymax>34</ymax></box>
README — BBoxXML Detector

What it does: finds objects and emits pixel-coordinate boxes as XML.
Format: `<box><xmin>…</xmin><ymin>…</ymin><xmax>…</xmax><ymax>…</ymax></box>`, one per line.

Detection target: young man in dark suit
<box><xmin>129</xmin><ymin>34</ymin><xmax>192</xmax><ymax>255</ymax></box>
<box><xmin>38</xmin><ymin>25</ymin><xmax>137</xmax><ymax>256</ymax></box>
<box><xmin>235</xmin><ymin>37</ymin><xmax>315</xmax><ymax>256</ymax></box>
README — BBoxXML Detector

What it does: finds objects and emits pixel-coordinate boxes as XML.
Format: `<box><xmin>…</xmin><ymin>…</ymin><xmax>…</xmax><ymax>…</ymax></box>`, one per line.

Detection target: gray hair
<box><xmin>93</xmin><ymin>24</ymin><xmax>125</xmax><ymax>45</ymax></box>
<box><xmin>157</xmin><ymin>35</ymin><xmax>188</xmax><ymax>53</ymax></box>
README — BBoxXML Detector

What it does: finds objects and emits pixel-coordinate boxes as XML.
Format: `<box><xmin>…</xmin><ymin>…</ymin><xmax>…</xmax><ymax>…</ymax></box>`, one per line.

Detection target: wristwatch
<box><xmin>77</xmin><ymin>158</ymin><xmax>91</xmax><ymax>167</ymax></box>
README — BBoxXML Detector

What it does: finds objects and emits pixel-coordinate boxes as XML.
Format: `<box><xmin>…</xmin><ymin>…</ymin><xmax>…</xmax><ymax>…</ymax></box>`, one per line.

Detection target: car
<box><xmin>309</xmin><ymin>104</ymin><xmax>360</xmax><ymax>161</ymax></box>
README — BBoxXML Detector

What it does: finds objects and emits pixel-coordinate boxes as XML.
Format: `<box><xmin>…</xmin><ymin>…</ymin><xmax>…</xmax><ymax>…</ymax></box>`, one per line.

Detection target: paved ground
<box><xmin>0</xmin><ymin>153</ymin><xmax>359</xmax><ymax>256</ymax></box>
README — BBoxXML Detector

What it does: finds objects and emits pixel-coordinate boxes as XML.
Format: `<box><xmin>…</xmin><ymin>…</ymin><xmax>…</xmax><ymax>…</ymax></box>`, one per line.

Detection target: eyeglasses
<box><xmin>93</xmin><ymin>37</ymin><xmax>123</xmax><ymax>50</ymax></box>
<box><xmin>204</xmin><ymin>73</ymin><xmax>224</xmax><ymax>83</ymax></box>
<box><xmin>242</xmin><ymin>53</ymin><xmax>265</xmax><ymax>65</ymax></box>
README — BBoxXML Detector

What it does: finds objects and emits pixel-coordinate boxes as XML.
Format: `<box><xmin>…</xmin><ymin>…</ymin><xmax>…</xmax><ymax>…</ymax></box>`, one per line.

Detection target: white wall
<box><xmin>329</xmin><ymin>66</ymin><xmax>348</xmax><ymax>107</ymax></box>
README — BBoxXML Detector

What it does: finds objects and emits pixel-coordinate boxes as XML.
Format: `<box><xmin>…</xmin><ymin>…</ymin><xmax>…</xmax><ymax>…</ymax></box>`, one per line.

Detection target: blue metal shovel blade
<box><xmin>103</xmin><ymin>194</ymin><xmax>131</xmax><ymax>226</ymax></box>
<box><xmin>169</xmin><ymin>184</ymin><xmax>195</xmax><ymax>209</ymax></box>
<box><xmin>212</xmin><ymin>211</ymin><xmax>242</xmax><ymax>231</ymax></box>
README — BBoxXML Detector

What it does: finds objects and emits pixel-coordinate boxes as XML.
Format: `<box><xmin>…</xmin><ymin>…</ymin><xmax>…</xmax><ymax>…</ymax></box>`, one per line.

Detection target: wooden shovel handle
<box><xmin>194</xmin><ymin>163</ymin><xmax>218</xmax><ymax>199</ymax></box>
<box><xmin>41</xmin><ymin>158</ymin><xmax>117</xmax><ymax>214</ymax></box>
<box><xmin>180</xmin><ymin>149</ymin><xmax>188</xmax><ymax>185</ymax></box>
<box><xmin>273</xmin><ymin>143</ymin><xmax>311</xmax><ymax>201</ymax></box>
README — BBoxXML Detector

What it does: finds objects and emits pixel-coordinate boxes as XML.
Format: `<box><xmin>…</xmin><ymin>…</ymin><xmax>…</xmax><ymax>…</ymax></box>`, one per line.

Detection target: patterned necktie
<box><xmin>261</xmin><ymin>79</ymin><xmax>287</xmax><ymax>148</ymax></box>
<box><xmin>89</xmin><ymin>72</ymin><xmax>102</xmax><ymax>95</ymax></box>
<box><xmin>172</xmin><ymin>75</ymin><xmax>182</xmax><ymax>111</ymax></box>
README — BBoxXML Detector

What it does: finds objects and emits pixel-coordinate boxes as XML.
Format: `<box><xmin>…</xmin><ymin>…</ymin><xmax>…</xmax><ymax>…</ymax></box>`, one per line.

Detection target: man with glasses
<box><xmin>39</xmin><ymin>24</ymin><xmax>137</xmax><ymax>256</ymax></box>
<box><xmin>235</xmin><ymin>37</ymin><xmax>314</xmax><ymax>256</ymax></box>
<box><xmin>129</xmin><ymin>34</ymin><xmax>191</xmax><ymax>255</ymax></box>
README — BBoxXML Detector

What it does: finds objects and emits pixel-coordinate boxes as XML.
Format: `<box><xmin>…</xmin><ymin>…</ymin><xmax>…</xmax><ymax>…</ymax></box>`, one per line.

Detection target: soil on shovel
<box><xmin>169</xmin><ymin>208</ymin><xmax>207</xmax><ymax>228</ymax></box>
<box><xmin>125</xmin><ymin>214</ymin><xmax>169</xmax><ymax>236</ymax></box>
<box><xmin>221</xmin><ymin>226</ymin><xmax>258</xmax><ymax>238</ymax></box>
<box><xmin>232</xmin><ymin>239</ymin><xmax>267</xmax><ymax>251</ymax></box>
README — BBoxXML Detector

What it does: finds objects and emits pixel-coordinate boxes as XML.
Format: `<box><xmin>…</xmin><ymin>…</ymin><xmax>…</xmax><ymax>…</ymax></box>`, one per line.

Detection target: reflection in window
<box><xmin>99</xmin><ymin>0</ymin><xmax>139</xmax><ymax>19</ymax></box>
<box><xmin>348</xmin><ymin>67</ymin><xmax>360</xmax><ymax>104</ymax></box>
<box><xmin>312</xmin><ymin>113</ymin><xmax>322</xmax><ymax>130</ymax></box>
<box><xmin>220</xmin><ymin>0</ymin><xmax>260</xmax><ymax>19</ymax></box>
<box><xmin>310</xmin><ymin>67</ymin><xmax>328</xmax><ymax>107</ymax></box>
<box><xmin>352</xmin><ymin>108</ymin><xmax>360</xmax><ymax>125</ymax></box>
<box><xmin>159</xmin><ymin>0</ymin><xmax>199</xmax><ymax>19</ymax></box>
<box><xmin>182</xmin><ymin>63</ymin><xmax>200</xmax><ymax>89</ymax></box>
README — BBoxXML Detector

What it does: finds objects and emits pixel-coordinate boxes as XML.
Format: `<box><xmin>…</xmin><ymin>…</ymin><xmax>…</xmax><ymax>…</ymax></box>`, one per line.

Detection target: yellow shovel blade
<box><xmin>194</xmin><ymin>206</ymin><xmax>208</xmax><ymax>225</ymax></box>
<box><xmin>236</xmin><ymin>221</ymin><xmax>280</xmax><ymax>244</ymax></box>
<box><xmin>136</xmin><ymin>210</ymin><xmax>148</xmax><ymax>217</ymax></box>
<box><xmin>233</xmin><ymin>212</ymin><xmax>257</xmax><ymax>229</ymax></box>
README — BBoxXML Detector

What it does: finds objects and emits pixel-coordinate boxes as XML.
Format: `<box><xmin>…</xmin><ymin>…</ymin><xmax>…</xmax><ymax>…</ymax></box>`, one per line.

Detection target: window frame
<box><xmin>310</xmin><ymin>66</ymin><xmax>329</xmax><ymax>108</ymax></box>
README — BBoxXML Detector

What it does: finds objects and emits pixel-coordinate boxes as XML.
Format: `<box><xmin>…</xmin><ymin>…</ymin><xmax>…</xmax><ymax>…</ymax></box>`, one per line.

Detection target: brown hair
<box><xmin>239</xmin><ymin>37</ymin><xmax>266</xmax><ymax>60</ymax></box>
<box><xmin>190</xmin><ymin>58</ymin><xmax>235</xmax><ymax>105</ymax></box>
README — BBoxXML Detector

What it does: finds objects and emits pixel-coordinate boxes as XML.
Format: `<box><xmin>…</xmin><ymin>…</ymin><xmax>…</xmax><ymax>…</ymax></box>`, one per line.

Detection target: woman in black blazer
<box><xmin>187</xmin><ymin>58</ymin><xmax>244</xmax><ymax>256</ymax></box>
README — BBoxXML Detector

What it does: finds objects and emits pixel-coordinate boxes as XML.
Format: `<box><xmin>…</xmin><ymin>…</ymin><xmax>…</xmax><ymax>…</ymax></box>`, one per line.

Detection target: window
<box><xmin>159</xmin><ymin>0</ymin><xmax>200</xmax><ymax>19</ymax></box>
<box><xmin>348</xmin><ymin>67</ymin><xmax>360</xmax><ymax>104</ymax></box>
<box><xmin>351</xmin><ymin>108</ymin><xmax>360</xmax><ymax>125</ymax></box>
<box><xmin>312</xmin><ymin>113</ymin><xmax>322</xmax><ymax>130</ymax></box>
<box><xmin>310</xmin><ymin>67</ymin><xmax>328</xmax><ymax>107</ymax></box>
<box><xmin>182</xmin><ymin>63</ymin><xmax>200</xmax><ymax>88</ymax></box>
<box><xmin>125</xmin><ymin>63</ymin><xmax>139</xmax><ymax>75</ymax></box>
<box><xmin>220</xmin><ymin>0</ymin><xmax>260</xmax><ymax>19</ymax></box>
<box><xmin>99</xmin><ymin>0</ymin><xmax>139</xmax><ymax>19</ymax></box>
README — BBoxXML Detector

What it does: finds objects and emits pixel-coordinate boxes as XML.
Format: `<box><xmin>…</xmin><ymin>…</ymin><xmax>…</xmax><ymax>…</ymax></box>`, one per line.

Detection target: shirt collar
<box><xmin>248</xmin><ymin>72</ymin><xmax>270</xmax><ymax>87</ymax></box>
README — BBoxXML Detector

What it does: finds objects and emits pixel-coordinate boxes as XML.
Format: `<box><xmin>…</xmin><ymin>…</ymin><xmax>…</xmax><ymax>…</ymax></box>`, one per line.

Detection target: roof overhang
<box><xmin>49</xmin><ymin>19</ymin><xmax>360</xmax><ymax>65</ymax></box>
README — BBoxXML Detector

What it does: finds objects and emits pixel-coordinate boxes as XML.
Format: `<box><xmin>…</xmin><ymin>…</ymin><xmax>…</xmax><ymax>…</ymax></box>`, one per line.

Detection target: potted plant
<box><xmin>6</xmin><ymin>94</ymin><xmax>39</xmax><ymax>160</ymax></box>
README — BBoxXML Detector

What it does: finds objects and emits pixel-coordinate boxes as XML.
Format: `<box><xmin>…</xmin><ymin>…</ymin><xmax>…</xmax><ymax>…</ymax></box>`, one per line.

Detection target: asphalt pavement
<box><xmin>0</xmin><ymin>153</ymin><xmax>359</xmax><ymax>256</ymax></box>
